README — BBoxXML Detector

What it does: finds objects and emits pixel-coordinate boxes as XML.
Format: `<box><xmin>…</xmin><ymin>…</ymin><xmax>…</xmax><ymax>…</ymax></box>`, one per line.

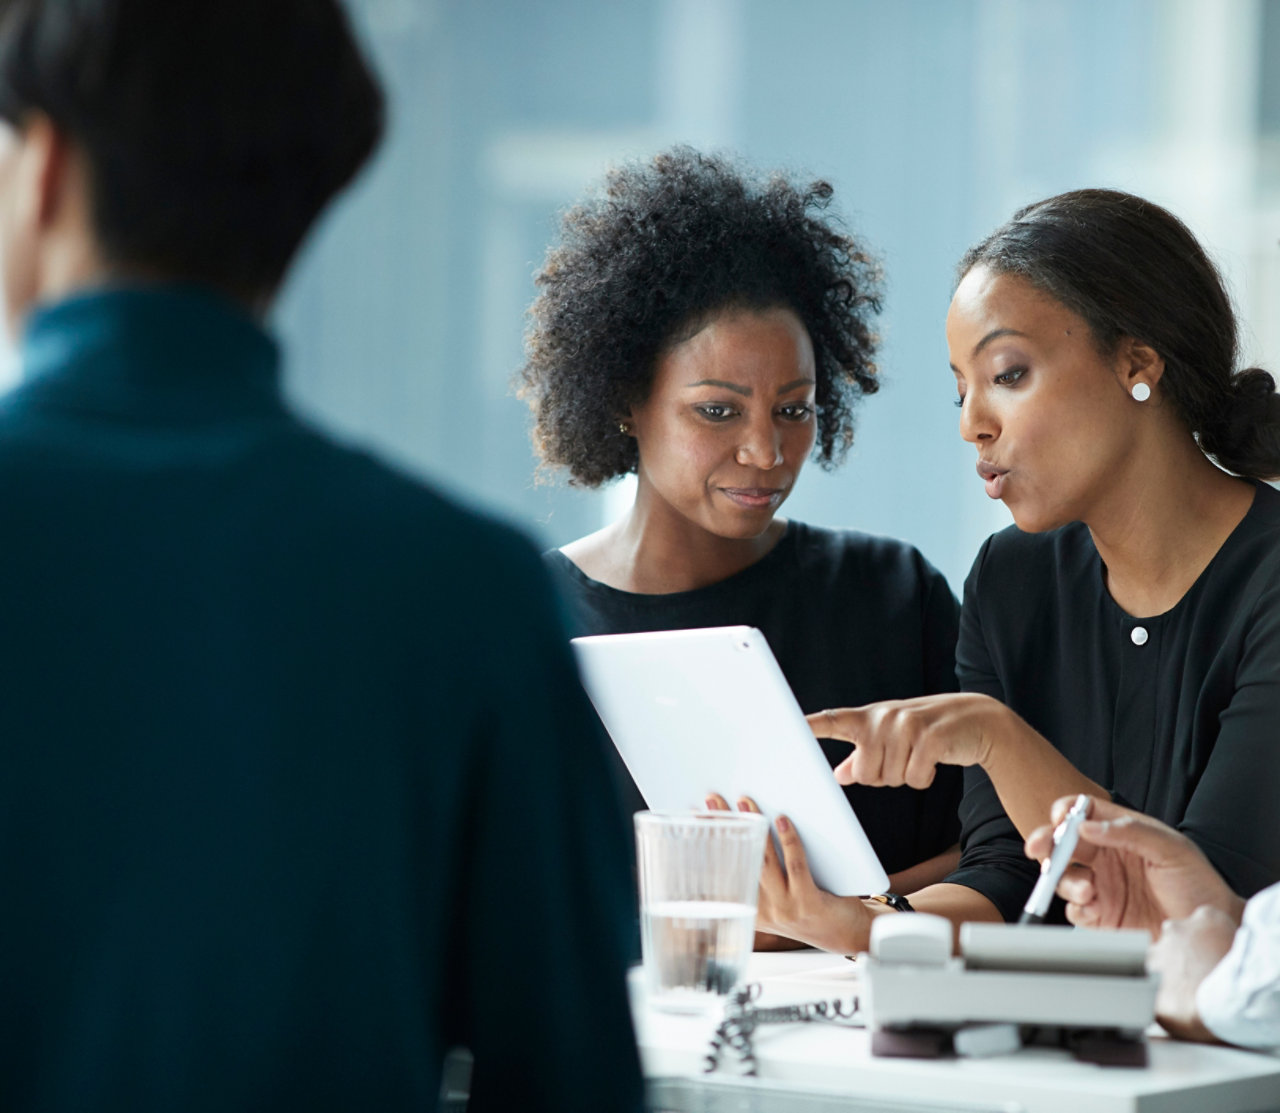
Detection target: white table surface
<box><xmin>632</xmin><ymin>952</ymin><xmax>1280</xmax><ymax>1113</ymax></box>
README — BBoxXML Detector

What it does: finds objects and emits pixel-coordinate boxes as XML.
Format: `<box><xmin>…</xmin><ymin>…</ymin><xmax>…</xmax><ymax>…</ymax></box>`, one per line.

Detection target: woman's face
<box><xmin>628</xmin><ymin>306</ymin><xmax>817</xmax><ymax>541</ymax></box>
<box><xmin>947</xmin><ymin>266</ymin><xmax>1143</xmax><ymax>533</ymax></box>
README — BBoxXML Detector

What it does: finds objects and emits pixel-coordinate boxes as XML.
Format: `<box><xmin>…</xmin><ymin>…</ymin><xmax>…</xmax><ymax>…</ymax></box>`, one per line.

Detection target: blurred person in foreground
<box><xmin>1026</xmin><ymin>796</ymin><xmax>1280</xmax><ymax>1050</ymax></box>
<box><xmin>0</xmin><ymin>2</ymin><xmax>640</xmax><ymax>1111</ymax></box>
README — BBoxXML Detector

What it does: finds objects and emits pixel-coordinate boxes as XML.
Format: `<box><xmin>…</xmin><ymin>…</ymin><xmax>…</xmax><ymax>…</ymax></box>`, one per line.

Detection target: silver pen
<box><xmin>1018</xmin><ymin>793</ymin><xmax>1090</xmax><ymax>925</ymax></box>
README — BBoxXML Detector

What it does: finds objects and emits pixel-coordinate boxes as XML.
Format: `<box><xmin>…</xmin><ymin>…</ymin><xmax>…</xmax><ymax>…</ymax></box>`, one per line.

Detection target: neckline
<box><xmin>12</xmin><ymin>283</ymin><xmax>283</xmax><ymax>422</ymax></box>
<box><xmin>1093</xmin><ymin>479</ymin><xmax>1271</xmax><ymax>624</ymax></box>
<box><xmin>551</xmin><ymin>519</ymin><xmax>802</xmax><ymax>604</ymax></box>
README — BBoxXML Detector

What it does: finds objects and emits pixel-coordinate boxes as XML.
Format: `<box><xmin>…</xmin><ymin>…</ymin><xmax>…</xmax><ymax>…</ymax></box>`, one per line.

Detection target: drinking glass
<box><xmin>635</xmin><ymin>809</ymin><xmax>769</xmax><ymax>1013</ymax></box>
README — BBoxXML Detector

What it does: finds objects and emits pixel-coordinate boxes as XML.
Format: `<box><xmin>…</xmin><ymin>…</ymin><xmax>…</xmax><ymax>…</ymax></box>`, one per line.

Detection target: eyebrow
<box><xmin>684</xmin><ymin>377</ymin><xmax>815</xmax><ymax>396</ymax></box>
<box><xmin>971</xmin><ymin>327</ymin><xmax>1028</xmax><ymax>357</ymax></box>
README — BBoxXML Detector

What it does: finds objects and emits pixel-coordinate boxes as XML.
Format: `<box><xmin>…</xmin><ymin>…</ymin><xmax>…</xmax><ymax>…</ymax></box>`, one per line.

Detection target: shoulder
<box><xmin>1223</xmin><ymin>483</ymin><xmax>1280</xmax><ymax>628</ymax></box>
<box><xmin>1237</xmin><ymin>482</ymin><xmax>1280</xmax><ymax>562</ymax></box>
<box><xmin>966</xmin><ymin>520</ymin><xmax>1092</xmax><ymax>593</ymax></box>
<box><xmin>274</xmin><ymin>423</ymin><xmax>553</xmax><ymax>601</ymax></box>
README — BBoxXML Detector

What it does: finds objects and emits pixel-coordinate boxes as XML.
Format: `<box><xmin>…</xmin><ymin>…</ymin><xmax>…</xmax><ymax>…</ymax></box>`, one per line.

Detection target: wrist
<box><xmin>973</xmin><ymin>695</ymin><xmax>1013</xmax><ymax>773</ymax></box>
<box><xmin>866</xmin><ymin>891</ymin><xmax>915</xmax><ymax>913</ymax></box>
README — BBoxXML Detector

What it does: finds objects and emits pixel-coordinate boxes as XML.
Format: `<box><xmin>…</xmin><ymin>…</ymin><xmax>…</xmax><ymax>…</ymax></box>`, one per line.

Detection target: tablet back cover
<box><xmin>572</xmin><ymin>625</ymin><xmax>889</xmax><ymax>897</ymax></box>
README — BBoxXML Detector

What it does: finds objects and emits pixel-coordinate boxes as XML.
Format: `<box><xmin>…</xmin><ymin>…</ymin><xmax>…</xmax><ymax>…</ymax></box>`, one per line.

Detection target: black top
<box><xmin>546</xmin><ymin>522</ymin><xmax>963</xmax><ymax>876</ymax></box>
<box><xmin>0</xmin><ymin>287</ymin><xmax>641</xmax><ymax>1113</ymax></box>
<box><xmin>948</xmin><ymin>482</ymin><xmax>1280</xmax><ymax>921</ymax></box>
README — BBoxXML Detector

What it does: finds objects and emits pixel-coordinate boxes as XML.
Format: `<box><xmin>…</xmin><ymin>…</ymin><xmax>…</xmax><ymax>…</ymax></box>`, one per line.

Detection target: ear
<box><xmin>1116</xmin><ymin>336</ymin><xmax>1165</xmax><ymax>396</ymax></box>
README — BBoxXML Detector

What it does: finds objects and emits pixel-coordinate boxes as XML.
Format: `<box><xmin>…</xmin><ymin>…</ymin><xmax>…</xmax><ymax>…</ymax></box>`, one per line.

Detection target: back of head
<box><xmin>959</xmin><ymin>188</ymin><xmax>1280</xmax><ymax>481</ymax></box>
<box><xmin>0</xmin><ymin>0</ymin><xmax>385</xmax><ymax>302</ymax></box>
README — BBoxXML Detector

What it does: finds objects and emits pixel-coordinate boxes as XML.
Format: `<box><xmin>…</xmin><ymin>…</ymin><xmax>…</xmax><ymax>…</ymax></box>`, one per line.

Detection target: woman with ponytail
<box><xmin>729</xmin><ymin>190</ymin><xmax>1280</xmax><ymax>960</ymax></box>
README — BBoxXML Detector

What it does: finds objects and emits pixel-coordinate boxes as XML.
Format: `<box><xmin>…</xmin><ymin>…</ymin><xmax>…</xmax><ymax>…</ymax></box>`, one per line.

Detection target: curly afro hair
<box><xmin>517</xmin><ymin>146</ymin><xmax>883</xmax><ymax>486</ymax></box>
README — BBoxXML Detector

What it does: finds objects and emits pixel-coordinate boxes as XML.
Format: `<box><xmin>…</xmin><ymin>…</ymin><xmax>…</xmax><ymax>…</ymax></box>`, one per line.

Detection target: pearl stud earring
<box><xmin>1132</xmin><ymin>383</ymin><xmax>1151</xmax><ymax>402</ymax></box>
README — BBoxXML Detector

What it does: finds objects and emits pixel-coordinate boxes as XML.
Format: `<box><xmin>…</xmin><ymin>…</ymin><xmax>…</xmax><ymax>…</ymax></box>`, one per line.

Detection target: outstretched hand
<box><xmin>705</xmin><ymin>793</ymin><xmax>873</xmax><ymax>955</ymax></box>
<box><xmin>1023</xmin><ymin>796</ymin><xmax>1244</xmax><ymax>936</ymax></box>
<box><xmin>805</xmin><ymin>693</ymin><xmax>1007</xmax><ymax>789</ymax></box>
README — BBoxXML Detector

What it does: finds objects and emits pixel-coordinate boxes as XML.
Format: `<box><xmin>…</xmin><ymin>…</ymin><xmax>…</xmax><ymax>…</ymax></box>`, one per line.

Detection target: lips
<box><xmin>720</xmin><ymin>487</ymin><xmax>785</xmax><ymax>510</ymax></box>
<box><xmin>976</xmin><ymin>460</ymin><xmax>1009</xmax><ymax>501</ymax></box>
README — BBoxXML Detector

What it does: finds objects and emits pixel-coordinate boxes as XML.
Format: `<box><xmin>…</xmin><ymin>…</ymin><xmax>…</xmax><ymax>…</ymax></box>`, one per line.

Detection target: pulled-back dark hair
<box><xmin>0</xmin><ymin>0</ymin><xmax>385</xmax><ymax>301</ymax></box>
<box><xmin>959</xmin><ymin>188</ymin><xmax>1280</xmax><ymax>480</ymax></box>
<box><xmin>518</xmin><ymin>146</ymin><xmax>883</xmax><ymax>486</ymax></box>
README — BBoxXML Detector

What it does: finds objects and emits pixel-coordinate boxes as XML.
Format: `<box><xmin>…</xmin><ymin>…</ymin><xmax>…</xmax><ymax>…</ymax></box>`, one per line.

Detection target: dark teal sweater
<box><xmin>0</xmin><ymin>285</ymin><xmax>641</xmax><ymax>1113</ymax></box>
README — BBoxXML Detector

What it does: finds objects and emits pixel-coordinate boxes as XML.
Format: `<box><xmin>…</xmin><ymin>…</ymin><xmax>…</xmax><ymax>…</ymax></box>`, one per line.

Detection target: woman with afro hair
<box><xmin>518</xmin><ymin>148</ymin><xmax>962</xmax><ymax>941</ymax></box>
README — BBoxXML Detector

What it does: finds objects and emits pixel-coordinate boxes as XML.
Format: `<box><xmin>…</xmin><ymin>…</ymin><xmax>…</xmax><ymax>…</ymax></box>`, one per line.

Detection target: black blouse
<box><xmin>948</xmin><ymin>481</ymin><xmax>1280</xmax><ymax>921</ymax></box>
<box><xmin>547</xmin><ymin>521</ymin><xmax>963</xmax><ymax>876</ymax></box>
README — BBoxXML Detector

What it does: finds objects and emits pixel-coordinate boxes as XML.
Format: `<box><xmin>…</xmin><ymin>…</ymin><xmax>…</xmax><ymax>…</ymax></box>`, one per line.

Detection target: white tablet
<box><xmin>571</xmin><ymin>625</ymin><xmax>889</xmax><ymax>897</ymax></box>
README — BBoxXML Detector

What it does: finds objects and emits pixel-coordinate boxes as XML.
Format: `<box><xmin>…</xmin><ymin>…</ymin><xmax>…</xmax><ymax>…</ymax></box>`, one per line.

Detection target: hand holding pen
<box><xmin>1018</xmin><ymin>793</ymin><xmax>1090</xmax><ymax>924</ymax></box>
<box><xmin>1023</xmin><ymin>795</ymin><xmax>1243</xmax><ymax>936</ymax></box>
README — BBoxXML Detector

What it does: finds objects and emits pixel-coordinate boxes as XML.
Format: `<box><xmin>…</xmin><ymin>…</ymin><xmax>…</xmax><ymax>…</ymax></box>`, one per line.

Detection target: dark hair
<box><xmin>959</xmin><ymin>188</ymin><xmax>1280</xmax><ymax>480</ymax></box>
<box><xmin>0</xmin><ymin>0</ymin><xmax>385</xmax><ymax>301</ymax></box>
<box><xmin>518</xmin><ymin>146</ymin><xmax>883</xmax><ymax>486</ymax></box>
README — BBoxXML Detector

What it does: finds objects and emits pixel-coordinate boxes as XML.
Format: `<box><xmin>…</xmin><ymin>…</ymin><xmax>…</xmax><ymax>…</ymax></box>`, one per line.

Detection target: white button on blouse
<box><xmin>1131</xmin><ymin>626</ymin><xmax>1149</xmax><ymax>646</ymax></box>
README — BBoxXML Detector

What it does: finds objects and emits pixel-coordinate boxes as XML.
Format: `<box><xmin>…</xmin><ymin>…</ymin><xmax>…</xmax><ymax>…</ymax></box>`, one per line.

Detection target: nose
<box><xmin>735</xmin><ymin>415</ymin><xmax>784</xmax><ymax>469</ymax></box>
<box><xmin>958</xmin><ymin>391</ymin><xmax>997</xmax><ymax>445</ymax></box>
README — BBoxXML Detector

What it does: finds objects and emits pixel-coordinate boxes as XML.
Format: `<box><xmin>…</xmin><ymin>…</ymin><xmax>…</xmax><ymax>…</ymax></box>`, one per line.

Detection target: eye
<box><xmin>777</xmin><ymin>403</ymin><xmax>814</xmax><ymax>421</ymax></box>
<box><xmin>994</xmin><ymin>367</ymin><xmax>1027</xmax><ymax>387</ymax></box>
<box><xmin>694</xmin><ymin>403</ymin><xmax>737</xmax><ymax>422</ymax></box>
<box><xmin>954</xmin><ymin>395</ymin><xmax>965</xmax><ymax>409</ymax></box>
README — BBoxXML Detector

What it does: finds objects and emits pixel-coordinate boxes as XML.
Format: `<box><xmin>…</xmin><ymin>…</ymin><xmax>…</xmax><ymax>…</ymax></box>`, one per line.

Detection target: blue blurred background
<box><xmin>168</xmin><ymin>1</ymin><xmax>1280</xmax><ymax>589</ymax></box>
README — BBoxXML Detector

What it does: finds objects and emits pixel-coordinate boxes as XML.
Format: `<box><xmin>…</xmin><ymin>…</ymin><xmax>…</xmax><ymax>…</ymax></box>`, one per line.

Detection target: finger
<box><xmin>736</xmin><ymin>796</ymin><xmax>762</xmax><ymax>814</ymax></box>
<box><xmin>806</xmin><ymin>708</ymin><xmax>843</xmax><ymax>740</ymax></box>
<box><xmin>1048</xmin><ymin>794</ymin><xmax>1133</xmax><ymax>827</ymax></box>
<box><xmin>1075</xmin><ymin>812</ymin><xmax>1193</xmax><ymax>865</ymax></box>
<box><xmin>1056</xmin><ymin>865</ymin><xmax>1096</xmax><ymax>907</ymax></box>
<box><xmin>833</xmin><ymin>754</ymin><xmax>856</xmax><ymax>786</ymax></box>
<box><xmin>881</xmin><ymin>732</ymin><xmax>912</xmax><ymax>787</ymax></box>
<box><xmin>843</xmin><ymin>732</ymin><xmax>886</xmax><ymax>786</ymax></box>
<box><xmin>903</xmin><ymin>746</ymin><xmax>937</xmax><ymax>791</ymax></box>
<box><xmin>755</xmin><ymin>811</ymin><xmax>785</xmax><ymax>883</ymax></box>
<box><xmin>805</xmin><ymin>706</ymin><xmax>868</xmax><ymax>745</ymax></box>
<box><xmin>1024</xmin><ymin>824</ymin><xmax>1055</xmax><ymax>861</ymax></box>
<box><xmin>773</xmin><ymin>815</ymin><xmax>814</xmax><ymax>892</ymax></box>
<box><xmin>1027</xmin><ymin>832</ymin><xmax>1100</xmax><ymax>868</ymax></box>
<box><xmin>704</xmin><ymin>793</ymin><xmax>731</xmax><ymax>811</ymax></box>
<box><xmin>1065</xmin><ymin>899</ymin><xmax>1100</xmax><ymax>928</ymax></box>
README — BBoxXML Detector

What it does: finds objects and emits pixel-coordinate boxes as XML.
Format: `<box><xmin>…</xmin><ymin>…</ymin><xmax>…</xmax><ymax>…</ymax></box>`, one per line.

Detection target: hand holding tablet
<box><xmin>705</xmin><ymin>791</ymin><xmax>882</xmax><ymax>955</ymax></box>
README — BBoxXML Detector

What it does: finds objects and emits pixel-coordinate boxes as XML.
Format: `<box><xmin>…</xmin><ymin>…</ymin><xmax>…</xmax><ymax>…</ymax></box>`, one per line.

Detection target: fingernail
<box><xmin>777</xmin><ymin>816</ymin><xmax>790</xmax><ymax>833</ymax></box>
<box><xmin>705</xmin><ymin>796</ymin><xmax>717</xmax><ymax>809</ymax></box>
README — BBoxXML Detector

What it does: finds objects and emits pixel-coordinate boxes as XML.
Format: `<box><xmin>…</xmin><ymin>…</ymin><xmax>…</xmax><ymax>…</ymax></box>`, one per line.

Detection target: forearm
<box><xmin>982</xmin><ymin>709</ymin><xmax>1107</xmax><ymax>838</ymax></box>
<box><xmin>798</xmin><ymin>883</ymin><xmax>1003</xmax><ymax>958</ymax></box>
<box><xmin>753</xmin><ymin>930</ymin><xmax>810</xmax><ymax>952</ymax></box>
<box><xmin>888</xmin><ymin>844</ymin><xmax>961</xmax><ymax>895</ymax></box>
<box><xmin>908</xmin><ymin>883</ymin><xmax>1004</xmax><ymax>951</ymax></box>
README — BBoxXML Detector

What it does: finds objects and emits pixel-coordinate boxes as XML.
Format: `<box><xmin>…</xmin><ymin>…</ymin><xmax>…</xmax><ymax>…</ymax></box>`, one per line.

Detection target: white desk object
<box><xmin>634</xmin><ymin>953</ymin><xmax>1280</xmax><ymax>1113</ymax></box>
<box><xmin>862</xmin><ymin>921</ymin><xmax>1158</xmax><ymax>1053</ymax></box>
